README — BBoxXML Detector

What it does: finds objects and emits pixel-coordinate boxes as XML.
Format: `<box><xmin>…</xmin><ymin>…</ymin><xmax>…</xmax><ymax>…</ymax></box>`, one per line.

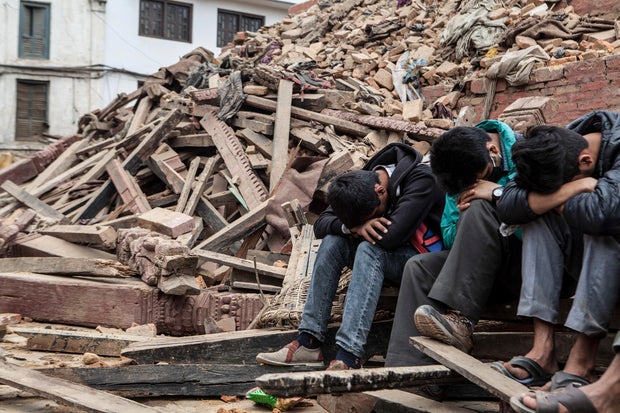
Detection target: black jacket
<box><xmin>498</xmin><ymin>111</ymin><xmax>620</xmax><ymax>236</ymax></box>
<box><xmin>313</xmin><ymin>142</ymin><xmax>445</xmax><ymax>249</ymax></box>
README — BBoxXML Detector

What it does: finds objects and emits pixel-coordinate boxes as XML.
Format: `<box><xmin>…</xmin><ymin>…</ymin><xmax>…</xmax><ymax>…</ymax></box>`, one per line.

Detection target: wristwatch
<box><xmin>491</xmin><ymin>186</ymin><xmax>504</xmax><ymax>204</ymax></box>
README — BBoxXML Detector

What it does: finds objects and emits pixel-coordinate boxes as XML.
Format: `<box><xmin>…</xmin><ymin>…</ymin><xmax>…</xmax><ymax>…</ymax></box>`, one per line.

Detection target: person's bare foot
<box><xmin>502</xmin><ymin>351</ymin><xmax>557</xmax><ymax>381</ymax></box>
<box><xmin>520</xmin><ymin>381</ymin><xmax>614</xmax><ymax>413</ymax></box>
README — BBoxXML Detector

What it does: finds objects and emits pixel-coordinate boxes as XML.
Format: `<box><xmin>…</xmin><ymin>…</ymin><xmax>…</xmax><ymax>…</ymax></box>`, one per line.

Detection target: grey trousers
<box><xmin>519</xmin><ymin>213</ymin><xmax>620</xmax><ymax>337</ymax></box>
<box><xmin>385</xmin><ymin>200</ymin><xmax>522</xmax><ymax>367</ymax></box>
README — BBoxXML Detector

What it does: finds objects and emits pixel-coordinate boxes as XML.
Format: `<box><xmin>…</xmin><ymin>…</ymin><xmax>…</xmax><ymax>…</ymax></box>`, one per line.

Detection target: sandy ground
<box><xmin>0</xmin><ymin>324</ymin><xmax>328</xmax><ymax>413</ymax></box>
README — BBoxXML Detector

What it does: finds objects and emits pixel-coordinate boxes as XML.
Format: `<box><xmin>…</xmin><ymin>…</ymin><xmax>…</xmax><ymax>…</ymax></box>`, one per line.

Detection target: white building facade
<box><xmin>0</xmin><ymin>0</ymin><xmax>292</xmax><ymax>146</ymax></box>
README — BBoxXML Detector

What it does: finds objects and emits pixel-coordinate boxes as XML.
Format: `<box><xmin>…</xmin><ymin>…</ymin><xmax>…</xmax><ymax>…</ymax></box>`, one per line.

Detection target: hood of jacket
<box><xmin>362</xmin><ymin>142</ymin><xmax>424</xmax><ymax>199</ymax></box>
<box><xmin>567</xmin><ymin>110</ymin><xmax>620</xmax><ymax>178</ymax></box>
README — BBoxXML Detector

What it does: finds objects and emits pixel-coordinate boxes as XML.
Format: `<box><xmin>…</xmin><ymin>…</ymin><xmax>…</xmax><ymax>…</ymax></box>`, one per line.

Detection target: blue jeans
<box><xmin>299</xmin><ymin>234</ymin><xmax>416</xmax><ymax>358</ymax></box>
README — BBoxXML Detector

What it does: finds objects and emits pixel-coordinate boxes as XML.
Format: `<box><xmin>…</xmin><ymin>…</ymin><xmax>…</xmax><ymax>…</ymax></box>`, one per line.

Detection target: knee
<box><xmin>355</xmin><ymin>240</ymin><xmax>384</xmax><ymax>257</ymax></box>
<box><xmin>460</xmin><ymin>199</ymin><xmax>493</xmax><ymax>221</ymax></box>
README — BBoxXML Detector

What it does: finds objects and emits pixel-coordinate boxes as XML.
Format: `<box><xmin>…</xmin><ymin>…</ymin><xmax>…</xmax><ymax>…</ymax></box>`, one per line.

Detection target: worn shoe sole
<box><xmin>255</xmin><ymin>353</ymin><xmax>324</xmax><ymax>367</ymax></box>
<box><xmin>414</xmin><ymin>308</ymin><xmax>472</xmax><ymax>353</ymax></box>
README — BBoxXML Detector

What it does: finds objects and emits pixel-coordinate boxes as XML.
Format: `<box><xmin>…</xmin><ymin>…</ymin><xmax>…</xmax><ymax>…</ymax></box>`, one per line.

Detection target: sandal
<box><xmin>490</xmin><ymin>356</ymin><xmax>553</xmax><ymax>387</ymax></box>
<box><xmin>510</xmin><ymin>383</ymin><xmax>597</xmax><ymax>413</ymax></box>
<box><xmin>551</xmin><ymin>370</ymin><xmax>591</xmax><ymax>391</ymax></box>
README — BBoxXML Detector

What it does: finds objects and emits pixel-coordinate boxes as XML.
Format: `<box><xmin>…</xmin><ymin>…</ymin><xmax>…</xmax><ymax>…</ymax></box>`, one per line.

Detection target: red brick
<box><xmin>469</xmin><ymin>78</ymin><xmax>486</xmax><ymax>94</ymax></box>
<box><xmin>563</xmin><ymin>59</ymin><xmax>607</xmax><ymax>82</ymax></box>
<box><xmin>569</xmin><ymin>0</ymin><xmax>620</xmax><ymax>16</ymax></box>
<box><xmin>604</xmin><ymin>54</ymin><xmax>620</xmax><ymax>71</ymax></box>
<box><xmin>579</xmin><ymin>80</ymin><xmax>610</xmax><ymax>92</ymax></box>
<box><xmin>288</xmin><ymin>0</ymin><xmax>318</xmax><ymax>15</ymax></box>
<box><xmin>533</xmin><ymin>66</ymin><xmax>564</xmax><ymax>83</ymax></box>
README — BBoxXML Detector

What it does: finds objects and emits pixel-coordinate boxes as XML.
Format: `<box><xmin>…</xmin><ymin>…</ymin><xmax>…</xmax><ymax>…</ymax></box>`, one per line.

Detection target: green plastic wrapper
<box><xmin>246</xmin><ymin>386</ymin><xmax>278</xmax><ymax>408</ymax></box>
<box><xmin>246</xmin><ymin>387</ymin><xmax>303</xmax><ymax>411</ymax></box>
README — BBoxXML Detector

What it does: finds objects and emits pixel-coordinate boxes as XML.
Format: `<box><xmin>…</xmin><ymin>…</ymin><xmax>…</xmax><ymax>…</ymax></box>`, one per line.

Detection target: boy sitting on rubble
<box><xmin>256</xmin><ymin>142</ymin><xmax>444</xmax><ymax>370</ymax></box>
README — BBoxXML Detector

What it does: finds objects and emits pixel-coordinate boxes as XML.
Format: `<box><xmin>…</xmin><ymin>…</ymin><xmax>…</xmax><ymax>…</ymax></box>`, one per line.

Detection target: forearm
<box><xmin>528</xmin><ymin>179</ymin><xmax>595</xmax><ymax>215</ymax></box>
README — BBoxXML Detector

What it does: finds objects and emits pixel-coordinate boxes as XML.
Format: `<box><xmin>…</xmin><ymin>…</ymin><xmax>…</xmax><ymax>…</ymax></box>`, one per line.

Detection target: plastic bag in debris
<box><xmin>246</xmin><ymin>387</ymin><xmax>303</xmax><ymax>411</ymax></box>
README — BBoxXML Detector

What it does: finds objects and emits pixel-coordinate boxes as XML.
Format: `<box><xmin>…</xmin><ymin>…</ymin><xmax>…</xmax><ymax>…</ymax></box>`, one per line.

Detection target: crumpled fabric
<box><xmin>486</xmin><ymin>45</ymin><xmax>550</xmax><ymax>86</ymax></box>
<box><xmin>440</xmin><ymin>0</ymin><xmax>506</xmax><ymax>60</ymax></box>
<box><xmin>500</xmin><ymin>17</ymin><xmax>580</xmax><ymax>48</ymax></box>
<box><xmin>265</xmin><ymin>156</ymin><xmax>329</xmax><ymax>252</ymax></box>
<box><xmin>218</xmin><ymin>71</ymin><xmax>246</xmax><ymax>121</ymax></box>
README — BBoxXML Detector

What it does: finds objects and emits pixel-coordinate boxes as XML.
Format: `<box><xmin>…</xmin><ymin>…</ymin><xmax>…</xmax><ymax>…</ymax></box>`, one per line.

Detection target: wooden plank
<box><xmin>126</xmin><ymin>96</ymin><xmax>153</xmax><ymax>136</ymax></box>
<box><xmin>1</xmin><ymin>180</ymin><xmax>67</xmax><ymax>223</ymax></box>
<box><xmin>0</xmin><ymin>257</ymin><xmax>134</xmax><ymax>278</ymax></box>
<box><xmin>238</xmin><ymin>128</ymin><xmax>273</xmax><ymax>159</ymax></box>
<box><xmin>122</xmin><ymin>320</ymin><xmax>393</xmax><ymax>365</ymax></box>
<box><xmin>255</xmin><ymin>365</ymin><xmax>459</xmax><ymax>397</ymax></box>
<box><xmin>193</xmin><ymin>249</ymin><xmax>287</xmax><ymax>279</ymax></box>
<box><xmin>106</xmin><ymin>158</ymin><xmax>152</xmax><ymax>214</ymax></box>
<box><xmin>41</xmin><ymin>363</ymin><xmax>322</xmax><ymax>397</ymax></box>
<box><xmin>410</xmin><ymin>336</ymin><xmax>529</xmax><ymax>402</ymax></box>
<box><xmin>183</xmin><ymin>155</ymin><xmax>219</xmax><ymax>216</ymax></box>
<box><xmin>174</xmin><ymin>156</ymin><xmax>200</xmax><ymax>213</ymax></box>
<box><xmin>39</xmin><ymin>224</ymin><xmax>117</xmax><ymax>250</ymax></box>
<box><xmin>245</xmin><ymin>95</ymin><xmax>372</xmax><ymax>137</ymax></box>
<box><xmin>365</xmin><ymin>389</ymin><xmax>487</xmax><ymax>413</ymax></box>
<box><xmin>199</xmin><ymin>111</ymin><xmax>268</xmax><ymax>209</ymax></box>
<box><xmin>166</xmin><ymin>133</ymin><xmax>215</xmax><ymax>149</ymax></box>
<box><xmin>0</xmin><ymin>357</ymin><xmax>160</xmax><ymax>413</ymax></box>
<box><xmin>270</xmin><ymin>79</ymin><xmax>293</xmax><ymax>192</ymax></box>
<box><xmin>10</xmin><ymin>326</ymin><xmax>149</xmax><ymax>356</ymax></box>
<box><xmin>192</xmin><ymin>198</ymin><xmax>269</xmax><ymax>253</ymax></box>
<box><xmin>26</xmin><ymin>139</ymin><xmax>88</xmax><ymax>192</ymax></box>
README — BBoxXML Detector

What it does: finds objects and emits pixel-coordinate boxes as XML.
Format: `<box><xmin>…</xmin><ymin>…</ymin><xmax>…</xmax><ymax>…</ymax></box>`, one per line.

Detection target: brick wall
<box><xmin>423</xmin><ymin>54</ymin><xmax>620</xmax><ymax>126</ymax></box>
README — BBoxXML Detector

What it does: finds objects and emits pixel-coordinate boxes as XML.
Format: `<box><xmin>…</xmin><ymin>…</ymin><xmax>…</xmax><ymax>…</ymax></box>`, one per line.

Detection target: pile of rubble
<box><xmin>0</xmin><ymin>0</ymin><xmax>618</xmax><ymax>333</ymax></box>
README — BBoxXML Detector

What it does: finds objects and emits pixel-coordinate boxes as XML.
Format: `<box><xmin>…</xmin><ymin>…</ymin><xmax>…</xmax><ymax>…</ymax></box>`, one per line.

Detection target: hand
<box><xmin>456</xmin><ymin>180</ymin><xmax>497</xmax><ymax>212</ymax></box>
<box><xmin>350</xmin><ymin>217</ymin><xmax>391</xmax><ymax>244</ymax></box>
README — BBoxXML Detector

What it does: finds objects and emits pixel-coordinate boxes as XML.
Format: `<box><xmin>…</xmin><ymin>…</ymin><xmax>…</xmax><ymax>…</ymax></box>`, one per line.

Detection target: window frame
<box><xmin>15</xmin><ymin>79</ymin><xmax>49</xmax><ymax>141</ymax></box>
<box><xmin>139</xmin><ymin>0</ymin><xmax>192</xmax><ymax>43</ymax></box>
<box><xmin>217</xmin><ymin>9</ymin><xmax>265</xmax><ymax>48</ymax></box>
<box><xmin>18</xmin><ymin>1</ymin><xmax>51</xmax><ymax>59</ymax></box>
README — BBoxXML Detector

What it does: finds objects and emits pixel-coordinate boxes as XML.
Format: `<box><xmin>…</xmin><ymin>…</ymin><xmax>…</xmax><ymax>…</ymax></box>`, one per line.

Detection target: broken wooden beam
<box><xmin>255</xmin><ymin>365</ymin><xmax>460</xmax><ymax>397</ymax></box>
<box><xmin>270</xmin><ymin>79</ymin><xmax>294</xmax><ymax>193</ymax></box>
<box><xmin>245</xmin><ymin>95</ymin><xmax>372</xmax><ymax>137</ymax></box>
<box><xmin>0</xmin><ymin>257</ymin><xmax>134</xmax><ymax>278</ymax></box>
<box><xmin>321</xmin><ymin>108</ymin><xmax>443</xmax><ymax>142</ymax></box>
<box><xmin>410</xmin><ymin>336</ymin><xmax>528</xmax><ymax>402</ymax></box>
<box><xmin>121</xmin><ymin>320</ymin><xmax>392</xmax><ymax>365</ymax></box>
<box><xmin>1</xmin><ymin>180</ymin><xmax>67</xmax><ymax>224</ymax></box>
<box><xmin>41</xmin><ymin>363</ymin><xmax>322</xmax><ymax>398</ymax></box>
<box><xmin>39</xmin><ymin>224</ymin><xmax>117</xmax><ymax>250</ymax></box>
<box><xmin>10</xmin><ymin>326</ymin><xmax>150</xmax><ymax>356</ymax></box>
<box><xmin>0</xmin><ymin>357</ymin><xmax>161</xmax><ymax>413</ymax></box>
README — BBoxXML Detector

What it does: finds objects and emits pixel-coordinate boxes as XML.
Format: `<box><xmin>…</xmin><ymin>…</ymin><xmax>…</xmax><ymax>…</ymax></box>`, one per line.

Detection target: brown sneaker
<box><xmin>256</xmin><ymin>340</ymin><xmax>324</xmax><ymax>367</ymax></box>
<box><xmin>414</xmin><ymin>305</ymin><xmax>474</xmax><ymax>353</ymax></box>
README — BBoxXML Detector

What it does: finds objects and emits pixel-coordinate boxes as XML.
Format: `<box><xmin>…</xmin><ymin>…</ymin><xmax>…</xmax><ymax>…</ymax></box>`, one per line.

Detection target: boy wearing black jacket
<box><xmin>256</xmin><ymin>143</ymin><xmax>444</xmax><ymax>369</ymax></box>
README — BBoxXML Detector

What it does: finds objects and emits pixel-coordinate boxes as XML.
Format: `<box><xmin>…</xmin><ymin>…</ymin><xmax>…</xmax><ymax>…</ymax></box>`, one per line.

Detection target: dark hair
<box><xmin>328</xmin><ymin>169</ymin><xmax>380</xmax><ymax>228</ymax></box>
<box><xmin>512</xmin><ymin>125</ymin><xmax>588</xmax><ymax>193</ymax></box>
<box><xmin>430</xmin><ymin>127</ymin><xmax>492</xmax><ymax>195</ymax></box>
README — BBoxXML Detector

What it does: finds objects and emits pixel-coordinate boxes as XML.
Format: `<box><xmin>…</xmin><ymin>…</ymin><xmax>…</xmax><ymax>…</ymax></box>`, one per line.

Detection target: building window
<box><xmin>19</xmin><ymin>1</ymin><xmax>51</xmax><ymax>59</ymax></box>
<box><xmin>217</xmin><ymin>10</ymin><xmax>264</xmax><ymax>47</ymax></box>
<box><xmin>15</xmin><ymin>80</ymin><xmax>49</xmax><ymax>140</ymax></box>
<box><xmin>139</xmin><ymin>0</ymin><xmax>192</xmax><ymax>42</ymax></box>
